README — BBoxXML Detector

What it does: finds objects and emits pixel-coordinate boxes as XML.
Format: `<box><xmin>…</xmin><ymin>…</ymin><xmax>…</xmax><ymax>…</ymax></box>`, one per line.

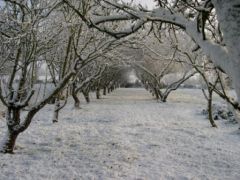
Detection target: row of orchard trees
<box><xmin>85</xmin><ymin>0</ymin><xmax>240</xmax><ymax>101</ymax></box>
<box><xmin>61</xmin><ymin>0</ymin><xmax>240</xmax><ymax>128</ymax></box>
<box><xmin>0</xmin><ymin>0</ymin><xmax>126</xmax><ymax>153</ymax></box>
<box><xmin>131</xmin><ymin>29</ymin><xmax>234</xmax><ymax>128</ymax></box>
<box><xmin>1</xmin><ymin>0</ymin><xmax>240</xmax><ymax>154</ymax></box>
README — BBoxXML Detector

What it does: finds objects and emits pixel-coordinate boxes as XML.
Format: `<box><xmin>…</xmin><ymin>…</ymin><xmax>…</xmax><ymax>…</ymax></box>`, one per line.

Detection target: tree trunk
<box><xmin>71</xmin><ymin>82</ymin><xmax>80</xmax><ymax>108</ymax></box>
<box><xmin>103</xmin><ymin>87</ymin><xmax>107</xmax><ymax>95</ymax></box>
<box><xmin>52</xmin><ymin>99</ymin><xmax>60</xmax><ymax>123</ymax></box>
<box><xmin>208</xmin><ymin>90</ymin><xmax>217</xmax><ymax>128</ymax></box>
<box><xmin>96</xmin><ymin>88</ymin><xmax>100</xmax><ymax>99</ymax></box>
<box><xmin>107</xmin><ymin>88</ymin><xmax>111</xmax><ymax>94</ymax></box>
<box><xmin>0</xmin><ymin>129</ymin><xmax>19</xmax><ymax>154</ymax></box>
<box><xmin>0</xmin><ymin>108</ymin><xmax>21</xmax><ymax>153</ymax></box>
<box><xmin>161</xmin><ymin>95</ymin><xmax>167</xmax><ymax>102</ymax></box>
<box><xmin>83</xmin><ymin>92</ymin><xmax>90</xmax><ymax>103</ymax></box>
<box><xmin>154</xmin><ymin>88</ymin><xmax>160</xmax><ymax>100</ymax></box>
<box><xmin>72</xmin><ymin>93</ymin><xmax>80</xmax><ymax>108</ymax></box>
<box><xmin>110</xmin><ymin>86</ymin><xmax>114</xmax><ymax>92</ymax></box>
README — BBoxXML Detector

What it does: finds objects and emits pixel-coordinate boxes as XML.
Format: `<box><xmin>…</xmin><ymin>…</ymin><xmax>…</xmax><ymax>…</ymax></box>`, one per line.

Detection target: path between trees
<box><xmin>0</xmin><ymin>88</ymin><xmax>240</xmax><ymax>179</ymax></box>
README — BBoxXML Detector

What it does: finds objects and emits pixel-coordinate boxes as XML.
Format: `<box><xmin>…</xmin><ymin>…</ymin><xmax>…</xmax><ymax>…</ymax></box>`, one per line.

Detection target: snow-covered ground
<box><xmin>0</xmin><ymin>88</ymin><xmax>240</xmax><ymax>180</ymax></box>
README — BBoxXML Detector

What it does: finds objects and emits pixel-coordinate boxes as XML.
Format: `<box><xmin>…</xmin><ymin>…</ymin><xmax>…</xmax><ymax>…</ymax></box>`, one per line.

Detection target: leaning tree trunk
<box><xmin>72</xmin><ymin>82</ymin><xmax>80</xmax><ymax>108</ymax></box>
<box><xmin>72</xmin><ymin>92</ymin><xmax>80</xmax><ymax>108</ymax></box>
<box><xmin>161</xmin><ymin>95</ymin><xmax>167</xmax><ymax>103</ymax></box>
<box><xmin>202</xmin><ymin>88</ymin><xmax>218</xmax><ymax>128</ymax></box>
<box><xmin>160</xmin><ymin>90</ymin><xmax>170</xmax><ymax>103</ymax></box>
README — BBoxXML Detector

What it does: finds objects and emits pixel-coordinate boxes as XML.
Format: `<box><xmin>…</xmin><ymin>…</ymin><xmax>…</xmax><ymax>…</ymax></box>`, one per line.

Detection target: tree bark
<box><xmin>0</xmin><ymin>107</ymin><xmax>21</xmax><ymax>153</ymax></box>
<box><xmin>72</xmin><ymin>93</ymin><xmax>80</xmax><ymax>108</ymax></box>
<box><xmin>71</xmin><ymin>82</ymin><xmax>80</xmax><ymax>108</ymax></box>
<box><xmin>0</xmin><ymin>129</ymin><xmax>19</xmax><ymax>154</ymax></box>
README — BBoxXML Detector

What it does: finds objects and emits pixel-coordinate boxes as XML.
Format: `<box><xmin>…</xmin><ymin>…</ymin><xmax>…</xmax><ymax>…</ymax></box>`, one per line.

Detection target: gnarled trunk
<box><xmin>72</xmin><ymin>93</ymin><xmax>80</xmax><ymax>108</ymax></box>
<box><xmin>71</xmin><ymin>82</ymin><xmax>80</xmax><ymax>108</ymax></box>
<box><xmin>0</xmin><ymin>108</ymin><xmax>22</xmax><ymax>153</ymax></box>
<box><xmin>0</xmin><ymin>129</ymin><xmax>19</xmax><ymax>154</ymax></box>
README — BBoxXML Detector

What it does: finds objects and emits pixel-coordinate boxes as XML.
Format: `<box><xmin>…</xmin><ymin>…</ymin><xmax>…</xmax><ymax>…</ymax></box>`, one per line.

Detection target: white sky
<box><xmin>124</xmin><ymin>0</ymin><xmax>156</xmax><ymax>9</ymax></box>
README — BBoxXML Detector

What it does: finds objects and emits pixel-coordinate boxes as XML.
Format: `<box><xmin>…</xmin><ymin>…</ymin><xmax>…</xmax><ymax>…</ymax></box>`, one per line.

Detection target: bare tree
<box><xmin>63</xmin><ymin>0</ymin><xmax>240</xmax><ymax>112</ymax></box>
<box><xmin>0</xmin><ymin>0</ymin><xmax>117</xmax><ymax>153</ymax></box>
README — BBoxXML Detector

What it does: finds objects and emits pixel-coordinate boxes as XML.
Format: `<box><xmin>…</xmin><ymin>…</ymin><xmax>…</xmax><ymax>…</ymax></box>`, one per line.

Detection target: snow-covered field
<box><xmin>0</xmin><ymin>88</ymin><xmax>240</xmax><ymax>180</ymax></box>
